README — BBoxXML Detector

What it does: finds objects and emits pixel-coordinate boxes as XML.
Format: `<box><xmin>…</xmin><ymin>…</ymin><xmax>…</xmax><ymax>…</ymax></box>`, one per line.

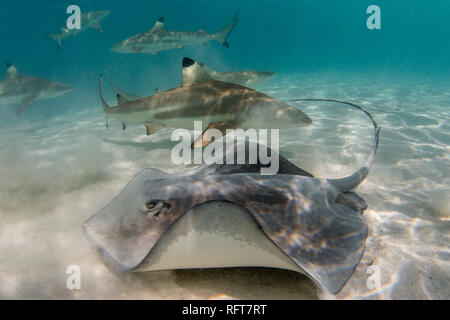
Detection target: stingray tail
<box><xmin>213</xmin><ymin>13</ymin><xmax>238</xmax><ymax>48</ymax></box>
<box><xmin>290</xmin><ymin>98</ymin><xmax>380</xmax><ymax>192</ymax></box>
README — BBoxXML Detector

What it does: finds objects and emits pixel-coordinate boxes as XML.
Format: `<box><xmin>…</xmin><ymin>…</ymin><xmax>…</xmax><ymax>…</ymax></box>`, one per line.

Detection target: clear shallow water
<box><xmin>0</xmin><ymin>1</ymin><xmax>449</xmax><ymax>299</ymax></box>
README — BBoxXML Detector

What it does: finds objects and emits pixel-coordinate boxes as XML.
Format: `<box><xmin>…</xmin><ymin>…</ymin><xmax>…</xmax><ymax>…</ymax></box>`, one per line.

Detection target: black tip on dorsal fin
<box><xmin>183</xmin><ymin>57</ymin><xmax>195</xmax><ymax>68</ymax></box>
<box><xmin>158</xmin><ymin>17</ymin><xmax>164</xmax><ymax>23</ymax></box>
<box><xmin>198</xmin><ymin>62</ymin><xmax>205</xmax><ymax>67</ymax></box>
<box><xmin>6</xmin><ymin>62</ymin><xmax>12</xmax><ymax>68</ymax></box>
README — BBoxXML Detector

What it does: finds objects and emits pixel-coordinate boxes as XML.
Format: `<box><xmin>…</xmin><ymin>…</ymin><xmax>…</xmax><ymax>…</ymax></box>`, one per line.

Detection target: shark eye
<box><xmin>145</xmin><ymin>201</ymin><xmax>170</xmax><ymax>217</ymax></box>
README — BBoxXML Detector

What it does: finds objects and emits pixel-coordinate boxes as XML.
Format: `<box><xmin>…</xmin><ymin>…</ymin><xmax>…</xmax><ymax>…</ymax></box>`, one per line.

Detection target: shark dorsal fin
<box><xmin>181</xmin><ymin>57</ymin><xmax>213</xmax><ymax>86</ymax></box>
<box><xmin>5</xmin><ymin>62</ymin><xmax>19</xmax><ymax>78</ymax></box>
<box><xmin>151</xmin><ymin>17</ymin><xmax>164</xmax><ymax>31</ymax></box>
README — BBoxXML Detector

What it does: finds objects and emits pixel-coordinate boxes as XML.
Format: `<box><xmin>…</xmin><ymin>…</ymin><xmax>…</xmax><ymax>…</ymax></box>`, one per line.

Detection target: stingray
<box><xmin>83</xmin><ymin>99</ymin><xmax>380</xmax><ymax>294</ymax></box>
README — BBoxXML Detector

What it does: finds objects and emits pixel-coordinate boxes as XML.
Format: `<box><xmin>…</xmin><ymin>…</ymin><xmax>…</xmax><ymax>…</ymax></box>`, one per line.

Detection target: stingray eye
<box><xmin>146</xmin><ymin>201</ymin><xmax>157</xmax><ymax>210</ymax></box>
<box><xmin>145</xmin><ymin>200</ymin><xmax>170</xmax><ymax>217</ymax></box>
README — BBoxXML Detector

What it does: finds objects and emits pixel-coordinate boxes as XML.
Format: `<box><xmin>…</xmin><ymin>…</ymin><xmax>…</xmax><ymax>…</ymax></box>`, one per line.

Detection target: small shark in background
<box><xmin>46</xmin><ymin>10</ymin><xmax>110</xmax><ymax>50</ymax></box>
<box><xmin>0</xmin><ymin>63</ymin><xmax>71</xmax><ymax>115</ymax></box>
<box><xmin>111</xmin><ymin>14</ymin><xmax>238</xmax><ymax>54</ymax></box>
<box><xmin>199</xmin><ymin>63</ymin><xmax>275</xmax><ymax>88</ymax></box>
<box><xmin>99</xmin><ymin>57</ymin><xmax>311</xmax><ymax>147</ymax></box>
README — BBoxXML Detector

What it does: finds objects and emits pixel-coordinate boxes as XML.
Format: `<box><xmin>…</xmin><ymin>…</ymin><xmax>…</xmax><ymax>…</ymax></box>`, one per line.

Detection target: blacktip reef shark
<box><xmin>110</xmin><ymin>62</ymin><xmax>275</xmax><ymax>95</ymax></box>
<box><xmin>0</xmin><ymin>63</ymin><xmax>71</xmax><ymax>115</ymax></box>
<box><xmin>83</xmin><ymin>99</ymin><xmax>380</xmax><ymax>294</ymax></box>
<box><xmin>46</xmin><ymin>10</ymin><xmax>110</xmax><ymax>50</ymax></box>
<box><xmin>110</xmin><ymin>14</ymin><xmax>238</xmax><ymax>54</ymax></box>
<box><xmin>99</xmin><ymin>57</ymin><xmax>311</xmax><ymax>148</ymax></box>
<box><xmin>199</xmin><ymin>62</ymin><xmax>275</xmax><ymax>88</ymax></box>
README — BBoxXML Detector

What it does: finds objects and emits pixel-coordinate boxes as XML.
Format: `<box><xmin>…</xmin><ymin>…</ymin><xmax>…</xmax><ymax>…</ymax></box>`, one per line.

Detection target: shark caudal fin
<box><xmin>45</xmin><ymin>33</ymin><xmax>63</xmax><ymax>51</ymax></box>
<box><xmin>213</xmin><ymin>13</ymin><xmax>238</xmax><ymax>48</ymax></box>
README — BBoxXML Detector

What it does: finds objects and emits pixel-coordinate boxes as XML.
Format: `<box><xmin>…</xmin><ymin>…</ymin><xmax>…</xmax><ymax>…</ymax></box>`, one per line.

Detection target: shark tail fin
<box><xmin>213</xmin><ymin>13</ymin><xmax>238</xmax><ymax>48</ymax></box>
<box><xmin>45</xmin><ymin>33</ymin><xmax>63</xmax><ymax>51</ymax></box>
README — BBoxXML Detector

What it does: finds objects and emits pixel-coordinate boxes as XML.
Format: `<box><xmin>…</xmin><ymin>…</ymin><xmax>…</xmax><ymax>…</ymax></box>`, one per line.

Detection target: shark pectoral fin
<box><xmin>192</xmin><ymin>121</ymin><xmax>239</xmax><ymax>148</ymax></box>
<box><xmin>91</xmin><ymin>22</ymin><xmax>104</xmax><ymax>33</ymax></box>
<box><xmin>16</xmin><ymin>94</ymin><xmax>37</xmax><ymax>116</ymax></box>
<box><xmin>144</xmin><ymin>122</ymin><xmax>164</xmax><ymax>135</ymax></box>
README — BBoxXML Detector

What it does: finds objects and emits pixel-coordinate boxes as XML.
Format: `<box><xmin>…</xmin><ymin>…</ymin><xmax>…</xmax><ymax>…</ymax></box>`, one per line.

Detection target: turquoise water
<box><xmin>0</xmin><ymin>1</ymin><xmax>448</xmax><ymax>299</ymax></box>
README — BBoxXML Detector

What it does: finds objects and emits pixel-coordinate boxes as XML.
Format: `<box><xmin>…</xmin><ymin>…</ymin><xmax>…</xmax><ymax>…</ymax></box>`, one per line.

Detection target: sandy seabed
<box><xmin>0</xmin><ymin>72</ymin><xmax>448</xmax><ymax>299</ymax></box>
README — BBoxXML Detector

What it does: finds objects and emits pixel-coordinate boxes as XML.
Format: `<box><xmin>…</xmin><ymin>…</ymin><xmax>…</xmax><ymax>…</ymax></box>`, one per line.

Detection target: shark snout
<box><xmin>110</xmin><ymin>42</ymin><xmax>128</xmax><ymax>53</ymax></box>
<box><xmin>100</xmin><ymin>10</ymin><xmax>111</xmax><ymax>18</ymax></box>
<box><xmin>94</xmin><ymin>10</ymin><xmax>111</xmax><ymax>21</ymax></box>
<box><xmin>49</xmin><ymin>82</ymin><xmax>72</xmax><ymax>97</ymax></box>
<box><xmin>110</xmin><ymin>44</ymin><xmax>119</xmax><ymax>52</ymax></box>
<box><xmin>274</xmin><ymin>105</ymin><xmax>312</xmax><ymax>127</ymax></box>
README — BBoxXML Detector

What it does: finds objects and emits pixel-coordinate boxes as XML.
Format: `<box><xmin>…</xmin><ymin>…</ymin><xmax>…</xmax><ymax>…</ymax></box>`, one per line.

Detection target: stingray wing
<box><xmin>83</xmin><ymin>168</ymin><xmax>176</xmax><ymax>270</ymax></box>
<box><xmin>244</xmin><ymin>177</ymin><xmax>368</xmax><ymax>294</ymax></box>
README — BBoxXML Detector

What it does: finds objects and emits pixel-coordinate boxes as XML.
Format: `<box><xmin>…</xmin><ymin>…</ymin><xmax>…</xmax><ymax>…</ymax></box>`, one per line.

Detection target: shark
<box><xmin>109</xmin><ymin>63</ymin><xmax>275</xmax><ymax>96</ymax></box>
<box><xmin>0</xmin><ymin>63</ymin><xmax>72</xmax><ymax>115</ymax></box>
<box><xmin>83</xmin><ymin>98</ymin><xmax>380</xmax><ymax>294</ymax></box>
<box><xmin>110</xmin><ymin>14</ymin><xmax>238</xmax><ymax>54</ymax></box>
<box><xmin>46</xmin><ymin>10</ymin><xmax>110</xmax><ymax>50</ymax></box>
<box><xmin>99</xmin><ymin>57</ymin><xmax>312</xmax><ymax>147</ymax></box>
<box><xmin>199</xmin><ymin>62</ymin><xmax>275</xmax><ymax>88</ymax></box>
